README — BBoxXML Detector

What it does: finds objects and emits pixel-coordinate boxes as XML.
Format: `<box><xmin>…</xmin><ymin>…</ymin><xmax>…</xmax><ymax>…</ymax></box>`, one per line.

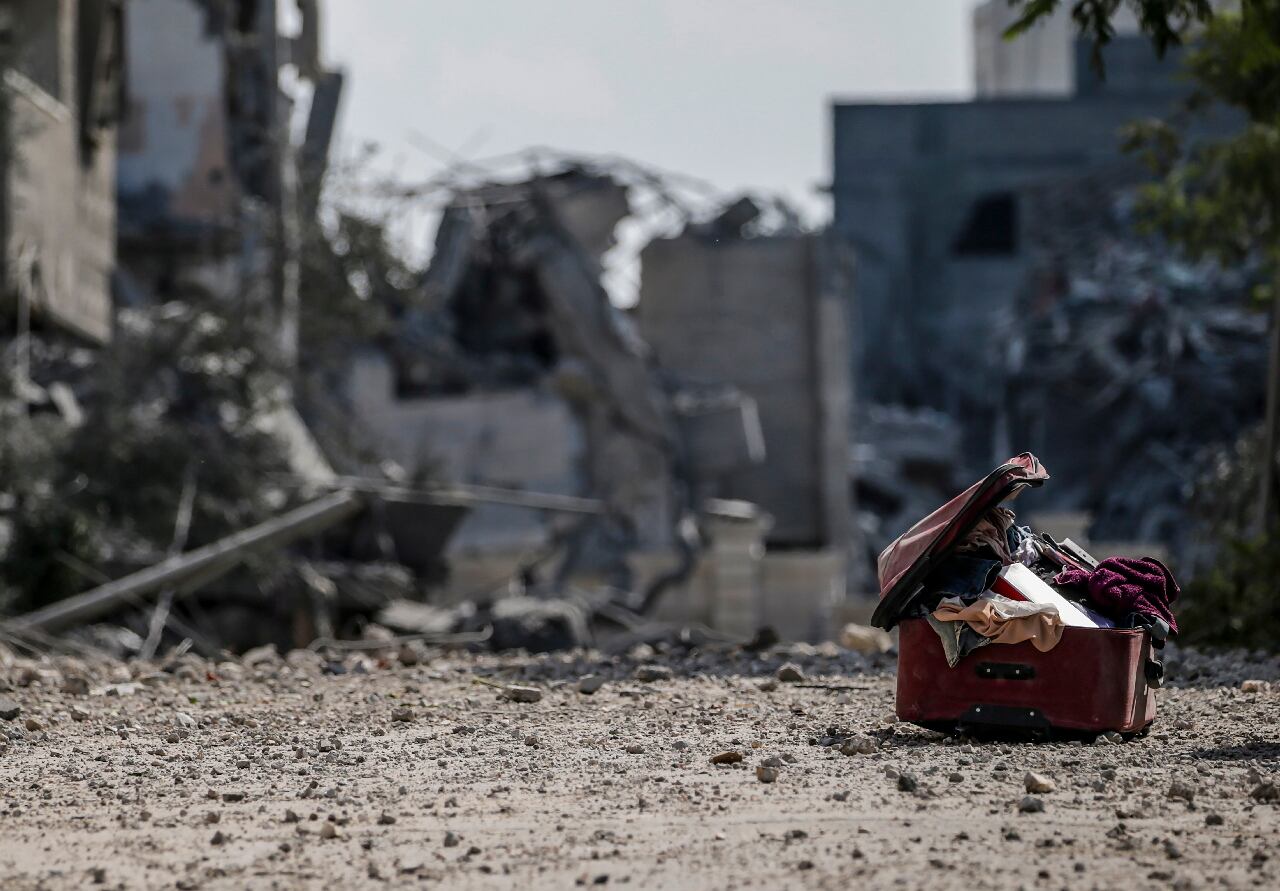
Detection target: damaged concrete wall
<box><xmin>346</xmin><ymin>352</ymin><xmax>584</xmax><ymax>553</ymax></box>
<box><xmin>2</xmin><ymin>0</ymin><xmax>119</xmax><ymax>343</ymax></box>
<box><xmin>638</xmin><ymin>232</ymin><xmax>851</xmax><ymax>551</ymax></box>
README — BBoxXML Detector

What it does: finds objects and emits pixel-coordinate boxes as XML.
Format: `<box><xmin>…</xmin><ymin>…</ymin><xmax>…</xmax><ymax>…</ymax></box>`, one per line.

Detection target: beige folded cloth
<box><xmin>931</xmin><ymin>594</ymin><xmax>1064</xmax><ymax>652</ymax></box>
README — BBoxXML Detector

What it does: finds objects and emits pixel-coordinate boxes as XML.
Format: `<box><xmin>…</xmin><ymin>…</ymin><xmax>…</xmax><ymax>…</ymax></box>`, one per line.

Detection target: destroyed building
<box><xmin>117</xmin><ymin>0</ymin><xmax>343</xmax><ymax>365</ymax></box>
<box><xmin>830</xmin><ymin>0</ymin><xmax>1266</xmax><ymax>579</ymax></box>
<box><xmin>0</xmin><ymin>0</ymin><xmax>359</xmax><ymax>653</ymax></box>
<box><xmin>334</xmin><ymin>166</ymin><xmax>854</xmax><ymax>641</ymax></box>
<box><xmin>831</xmin><ymin>2</ymin><xmax>1241</xmax><ymax>470</ymax></box>
<box><xmin>996</xmin><ymin>170</ymin><xmax>1269</xmax><ymax>563</ymax></box>
<box><xmin>0</xmin><ymin>1</ymin><xmax>855</xmax><ymax>650</ymax></box>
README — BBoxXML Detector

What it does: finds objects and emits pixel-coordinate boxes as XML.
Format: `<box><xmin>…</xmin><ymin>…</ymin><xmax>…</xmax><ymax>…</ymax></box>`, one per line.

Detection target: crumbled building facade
<box><xmin>2</xmin><ymin>0</ymin><xmax>123</xmax><ymax>344</ymax></box>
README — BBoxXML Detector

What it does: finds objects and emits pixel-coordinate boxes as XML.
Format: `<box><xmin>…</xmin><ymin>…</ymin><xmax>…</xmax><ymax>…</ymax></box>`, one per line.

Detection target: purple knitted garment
<box><xmin>1055</xmin><ymin>557</ymin><xmax>1180</xmax><ymax>634</ymax></box>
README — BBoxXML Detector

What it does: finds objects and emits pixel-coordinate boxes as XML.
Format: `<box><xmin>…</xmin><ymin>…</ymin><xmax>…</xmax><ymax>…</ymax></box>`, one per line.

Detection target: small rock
<box><xmin>503</xmin><ymin>686</ymin><xmax>542</xmax><ymax>704</ymax></box>
<box><xmin>1205</xmin><ymin>813</ymin><xmax>1224</xmax><ymax>826</ymax></box>
<box><xmin>23</xmin><ymin>717</ymin><xmax>43</xmax><ymax>732</ymax></box>
<box><xmin>1249</xmin><ymin>781</ymin><xmax>1279</xmax><ymax>803</ymax></box>
<box><xmin>443</xmin><ymin>830</ymin><xmax>460</xmax><ymax>848</ymax></box>
<box><xmin>70</xmin><ymin>705</ymin><xmax>89</xmax><ymax>722</ymax></box>
<box><xmin>1019</xmin><ymin>796</ymin><xmax>1045</xmax><ymax>814</ymax></box>
<box><xmin>838</xmin><ymin>622</ymin><xmax>893</xmax><ymax>655</ymax></box>
<box><xmin>203</xmin><ymin>812</ymin><xmax>220</xmax><ymax>825</ymax></box>
<box><xmin>1024</xmin><ymin>771</ymin><xmax>1056</xmax><ymax>794</ymax></box>
<box><xmin>210</xmin><ymin>830</ymin><xmax>227</xmax><ymax>846</ymax></box>
<box><xmin>710</xmin><ymin>751</ymin><xmax>744</xmax><ymax>765</ymax></box>
<box><xmin>174</xmin><ymin>712</ymin><xmax>196</xmax><ymax>729</ymax></box>
<box><xmin>378</xmin><ymin>812</ymin><xmax>396</xmax><ymax>825</ymax></box>
<box><xmin>283</xmin><ymin>809</ymin><xmax>302</xmax><ymax>824</ymax></box>
<box><xmin>1167</xmin><ymin>779</ymin><xmax>1196</xmax><ymax>802</ymax></box>
<box><xmin>839</xmin><ymin>736</ymin><xmax>879</xmax><ymax>756</ymax></box>
<box><xmin>757</xmin><ymin>679</ymin><xmax>778</xmax><ymax>692</ymax></box>
<box><xmin>633</xmin><ymin>665</ymin><xmax>672</xmax><ymax>683</ymax></box>
<box><xmin>0</xmin><ymin>697</ymin><xmax>20</xmax><ymax>721</ymax></box>
<box><xmin>397</xmin><ymin>644</ymin><xmax>421</xmax><ymax>667</ymax></box>
<box><xmin>624</xmin><ymin>743</ymin><xmax>644</xmax><ymax>754</ymax></box>
<box><xmin>577</xmin><ymin>675</ymin><xmax>605</xmax><ymax>695</ymax></box>
<box><xmin>221</xmin><ymin>792</ymin><xmax>245</xmax><ymax>803</ymax></box>
<box><xmin>756</xmin><ymin>766</ymin><xmax>779</xmax><ymax>783</ymax></box>
<box><xmin>62</xmin><ymin>676</ymin><xmax>90</xmax><ymax>696</ymax></box>
<box><xmin>241</xmin><ymin>644</ymin><xmax>280</xmax><ymax>667</ymax></box>
<box><xmin>897</xmin><ymin>773</ymin><xmax>918</xmax><ymax>793</ymax></box>
<box><xmin>391</xmin><ymin>706</ymin><xmax>415</xmax><ymax>722</ymax></box>
<box><xmin>760</xmin><ymin>756</ymin><xmax>784</xmax><ymax>768</ymax></box>
<box><xmin>1163</xmin><ymin>839</ymin><xmax>1182</xmax><ymax>860</ymax></box>
<box><xmin>1240</xmin><ymin>679</ymin><xmax>1270</xmax><ymax>694</ymax></box>
<box><xmin>320</xmin><ymin>822</ymin><xmax>338</xmax><ymax>840</ymax></box>
<box><xmin>776</xmin><ymin>663</ymin><xmax>805</xmax><ymax>683</ymax></box>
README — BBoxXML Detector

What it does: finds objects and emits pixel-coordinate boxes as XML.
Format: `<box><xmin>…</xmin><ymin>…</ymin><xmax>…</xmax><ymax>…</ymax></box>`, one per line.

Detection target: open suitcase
<box><xmin>871</xmin><ymin>454</ymin><xmax>1167</xmax><ymax>736</ymax></box>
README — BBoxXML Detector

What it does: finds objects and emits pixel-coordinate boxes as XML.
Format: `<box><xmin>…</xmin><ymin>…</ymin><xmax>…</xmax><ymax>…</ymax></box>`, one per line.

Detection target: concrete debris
<box><xmin>776</xmin><ymin>663</ymin><xmax>806</xmax><ymax>683</ymax></box>
<box><xmin>838</xmin><ymin>623</ymin><xmax>893</xmax><ymax>655</ymax></box>
<box><xmin>501</xmin><ymin>686</ymin><xmax>543</xmax><ymax>704</ymax></box>
<box><xmin>1024</xmin><ymin>772</ymin><xmax>1056</xmax><ymax>794</ymax></box>
<box><xmin>1001</xmin><ymin>173</ymin><xmax>1268</xmax><ymax>558</ymax></box>
<box><xmin>1249</xmin><ymin>781</ymin><xmax>1279</xmax><ymax>804</ymax></box>
<box><xmin>634</xmin><ymin>665</ymin><xmax>674</xmax><ymax>683</ymax></box>
<box><xmin>1167</xmin><ymin>778</ymin><xmax>1196</xmax><ymax>802</ymax></box>
<box><xmin>756</xmin><ymin>765</ymin><xmax>780</xmax><ymax>783</ymax></box>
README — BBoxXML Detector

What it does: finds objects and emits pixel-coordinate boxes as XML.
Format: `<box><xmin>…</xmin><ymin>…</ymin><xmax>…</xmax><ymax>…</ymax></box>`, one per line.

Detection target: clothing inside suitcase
<box><xmin>872</xmin><ymin>453</ymin><xmax>1174</xmax><ymax>738</ymax></box>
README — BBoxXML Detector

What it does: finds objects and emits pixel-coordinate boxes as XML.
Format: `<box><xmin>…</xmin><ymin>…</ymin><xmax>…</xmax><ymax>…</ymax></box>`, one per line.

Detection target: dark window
<box><xmin>952</xmin><ymin>192</ymin><xmax>1018</xmax><ymax>256</ymax></box>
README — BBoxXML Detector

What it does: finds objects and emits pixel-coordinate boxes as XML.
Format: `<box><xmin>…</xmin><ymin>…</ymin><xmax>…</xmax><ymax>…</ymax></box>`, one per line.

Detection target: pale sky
<box><xmin>320</xmin><ymin>0</ymin><xmax>978</xmax><ymax>233</ymax></box>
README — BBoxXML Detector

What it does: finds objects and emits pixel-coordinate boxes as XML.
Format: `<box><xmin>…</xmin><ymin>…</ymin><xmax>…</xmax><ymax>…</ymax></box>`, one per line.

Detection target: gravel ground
<box><xmin>1</xmin><ymin>639</ymin><xmax>1278</xmax><ymax>890</ymax></box>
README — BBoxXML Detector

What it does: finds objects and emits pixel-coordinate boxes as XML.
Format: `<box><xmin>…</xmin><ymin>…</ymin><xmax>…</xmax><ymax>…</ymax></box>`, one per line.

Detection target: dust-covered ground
<box><xmin>1</xmin><ymin>640</ymin><xmax>1278</xmax><ymax>890</ymax></box>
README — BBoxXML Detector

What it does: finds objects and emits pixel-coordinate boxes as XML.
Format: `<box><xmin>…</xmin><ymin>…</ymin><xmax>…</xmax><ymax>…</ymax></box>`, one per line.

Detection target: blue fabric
<box><xmin>1008</xmin><ymin>524</ymin><xmax>1034</xmax><ymax>554</ymax></box>
<box><xmin>925</xmin><ymin>555</ymin><xmax>1001</xmax><ymax>601</ymax></box>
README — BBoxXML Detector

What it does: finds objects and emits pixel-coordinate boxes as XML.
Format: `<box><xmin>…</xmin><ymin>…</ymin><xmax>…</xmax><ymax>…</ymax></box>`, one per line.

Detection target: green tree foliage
<box><xmin>1005</xmin><ymin>0</ymin><xmax>1215</xmax><ymax>72</ymax></box>
<box><xmin>0</xmin><ymin>298</ymin><xmax>295</xmax><ymax>612</ymax></box>
<box><xmin>1177</xmin><ymin>426</ymin><xmax>1280</xmax><ymax>647</ymax></box>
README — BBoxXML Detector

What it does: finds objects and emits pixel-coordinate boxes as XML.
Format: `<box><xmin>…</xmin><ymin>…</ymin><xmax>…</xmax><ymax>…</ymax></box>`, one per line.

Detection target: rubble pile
<box><xmin>1</xmin><ymin>156</ymin><xmax>819</xmax><ymax>655</ymax></box>
<box><xmin>850</xmin><ymin>404</ymin><xmax>963</xmax><ymax>586</ymax></box>
<box><xmin>1001</xmin><ymin>173</ymin><xmax>1269</xmax><ymax>558</ymax></box>
<box><xmin>0</xmin><ymin>300</ymin><xmax>297</xmax><ymax>615</ymax></box>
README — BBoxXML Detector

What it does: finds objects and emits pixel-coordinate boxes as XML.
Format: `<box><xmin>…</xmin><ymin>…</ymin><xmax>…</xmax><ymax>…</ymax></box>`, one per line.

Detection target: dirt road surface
<box><xmin>1</xmin><ymin>641</ymin><xmax>1278</xmax><ymax>890</ymax></box>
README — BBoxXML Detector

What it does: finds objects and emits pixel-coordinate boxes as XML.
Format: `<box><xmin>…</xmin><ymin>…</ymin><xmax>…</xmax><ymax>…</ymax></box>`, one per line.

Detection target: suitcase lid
<box><xmin>870</xmin><ymin>452</ymin><xmax>1049</xmax><ymax>630</ymax></box>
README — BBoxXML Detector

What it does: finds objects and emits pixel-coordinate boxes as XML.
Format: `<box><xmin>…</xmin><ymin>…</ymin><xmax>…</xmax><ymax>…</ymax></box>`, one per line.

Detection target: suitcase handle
<box><xmin>1145</xmin><ymin>655</ymin><xmax>1166</xmax><ymax>688</ymax></box>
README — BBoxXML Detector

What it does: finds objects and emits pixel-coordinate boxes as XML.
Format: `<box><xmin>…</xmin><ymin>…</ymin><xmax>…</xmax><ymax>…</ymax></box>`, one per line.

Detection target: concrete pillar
<box><xmin>705</xmin><ymin>505</ymin><xmax>770</xmax><ymax>638</ymax></box>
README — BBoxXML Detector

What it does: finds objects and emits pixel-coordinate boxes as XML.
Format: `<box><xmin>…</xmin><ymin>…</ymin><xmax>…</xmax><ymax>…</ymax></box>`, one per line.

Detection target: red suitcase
<box><xmin>871</xmin><ymin>454</ymin><xmax>1165</xmax><ymax>736</ymax></box>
